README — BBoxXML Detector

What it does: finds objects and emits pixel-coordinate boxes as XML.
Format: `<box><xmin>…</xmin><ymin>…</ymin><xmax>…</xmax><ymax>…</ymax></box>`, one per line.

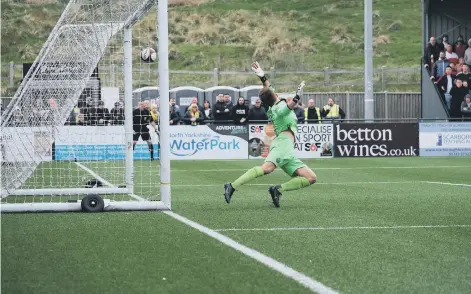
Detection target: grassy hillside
<box><xmin>1</xmin><ymin>0</ymin><xmax>422</xmax><ymax>92</ymax></box>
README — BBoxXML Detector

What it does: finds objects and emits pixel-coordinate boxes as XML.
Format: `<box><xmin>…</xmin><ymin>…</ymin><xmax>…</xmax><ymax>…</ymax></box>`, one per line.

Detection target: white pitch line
<box><xmin>136</xmin><ymin>181</ymin><xmax>421</xmax><ymax>188</ymax></box>
<box><xmin>424</xmin><ymin>181</ymin><xmax>471</xmax><ymax>187</ymax></box>
<box><xmin>163</xmin><ymin>210</ymin><xmax>338</xmax><ymax>294</ymax></box>
<box><xmin>170</xmin><ymin>165</ymin><xmax>471</xmax><ymax>172</ymax></box>
<box><xmin>213</xmin><ymin>225</ymin><xmax>471</xmax><ymax>232</ymax></box>
<box><xmin>74</xmin><ymin>162</ymin><xmax>116</xmax><ymax>187</ymax></box>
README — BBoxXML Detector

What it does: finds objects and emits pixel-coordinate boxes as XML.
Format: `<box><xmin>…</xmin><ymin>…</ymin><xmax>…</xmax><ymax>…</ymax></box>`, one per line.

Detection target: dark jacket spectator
<box><xmin>184</xmin><ymin>97</ymin><xmax>204</xmax><ymax>114</ymax></box>
<box><xmin>89</xmin><ymin>100</ymin><xmax>109</xmax><ymax>125</ymax></box>
<box><xmin>431</xmin><ymin>52</ymin><xmax>450</xmax><ymax>79</ymax></box>
<box><xmin>224</xmin><ymin>94</ymin><xmax>234</xmax><ymax>109</ymax></box>
<box><xmin>248</xmin><ymin>99</ymin><xmax>268</xmax><ymax>122</ymax></box>
<box><xmin>214</xmin><ymin>96</ymin><xmax>232</xmax><ymax>122</ymax></box>
<box><xmin>456</xmin><ymin>65</ymin><xmax>471</xmax><ymax>84</ymax></box>
<box><xmin>169</xmin><ymin>105</ymin><xmax>180</xmax><ymax>125</ymax></box>
<box><xmin>305</xmin><ymin>99</ymin><xmax>322</xmax><ymax>123</ymax></box>
<box><xmin>455</xmin><ymin>35</ymin><xmax>467</xmax><ymax>58</ymax></box>
<box><xmin>203</xmin><ymin>100</ymin><xmax>213</xmax><ymax>121</ymax></box>
<box><xmin>461</xmin><ymin>95</ymin><xmax>471</xmax><ymax>118</ymax></box>
<box><xmin>424</xmin><ymin>37</ymin><xmax>441</xmax><ymax>67</ymax></box>
<box><xmin>294</xmin><ymin>102</ymin><xmax>305</xmax><ymax>124</ymax></box>
<box><xmin>231</xmin><ymin>97</ymin><xmax>249</xmax><ymax>125</ymax></box>
<box><xmin>438</xmin><ymin>35</ymin><xmax>450</xmax><ymax>53</ymax></box>
<box><xmin>110</xmin><ymin>102</ymin><xmax>124</xmax><ymax>125</ymax></box>
<box><xmin>183</xmin><ymin>103</ymin><xmax>204</xmax><ymax>125</ymax></box>
<box><xmin>450</xmin><ymin>79</ymin><xmax>469</xmax><ymax>118</ymax></box>
<box><xmin>436</xmin><ymin>67</ymin><xmax>456</xmax><ymax>95</ymax></box>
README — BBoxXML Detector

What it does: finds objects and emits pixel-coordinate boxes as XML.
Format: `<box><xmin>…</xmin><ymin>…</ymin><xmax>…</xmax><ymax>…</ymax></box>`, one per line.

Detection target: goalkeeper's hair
<box><xmin>259</xmin><ymin>87</ymin><xmax>276</xmax><ymax>107</ymax></box>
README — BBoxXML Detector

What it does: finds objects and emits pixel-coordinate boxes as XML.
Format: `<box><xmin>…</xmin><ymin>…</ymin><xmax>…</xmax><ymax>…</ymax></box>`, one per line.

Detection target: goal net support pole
<box><xmin>158</xmin><ymin>0</ymin><xmax>171</xmax><ymax>209</ymax></box>
<box><xmin>123</xmin><ymin>26</ymin><xmax>134</xmax><ymax>196</ymax></box>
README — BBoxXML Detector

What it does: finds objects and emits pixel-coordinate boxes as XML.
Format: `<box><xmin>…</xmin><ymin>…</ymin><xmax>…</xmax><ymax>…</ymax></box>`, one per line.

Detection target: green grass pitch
<box><xmin>2</xmin><ymin>157</ymin><xmax>471</xmax><ymax>293</ymax></box>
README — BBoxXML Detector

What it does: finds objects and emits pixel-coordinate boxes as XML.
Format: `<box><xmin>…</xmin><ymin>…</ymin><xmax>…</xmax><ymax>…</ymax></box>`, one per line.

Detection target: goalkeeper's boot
<box><xmin>268</xmin><ymin>185</ymin><xmax>282</xmax><ymax>208</ymax></box>
<box><xmin>224</xmin><ymin>183</ymin><xmax>235</xmax><ymax>204</ymax></box>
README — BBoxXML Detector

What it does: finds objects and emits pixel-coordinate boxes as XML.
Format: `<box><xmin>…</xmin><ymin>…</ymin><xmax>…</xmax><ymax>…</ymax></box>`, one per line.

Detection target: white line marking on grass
<box><xmin>163</xmin><ymin>210</ymin><xmax>339</xmax><ymax>294</ymax></box>
<box><xmin>75</xmin><ymin>162</ymin><xmax>116</xmax><ymax>187</ymax></box>
<box><xmin>424</xmin><ymin>181</ymin><xmax>471</xmax><ymax>187</ymax></box>
<box><xmin>171</xmin><ymin>165</ymin><xmax>471</xmax><ymax>172</ymax></box>
<box><xmin>213</xmin><ymin>225</ymin><xmax>471</xmax><ymax>232</ymax></box>
<box><xmin>137</xmin><ymin>181</ymin><xmax>420</xmax><ymax>188</ymax></box>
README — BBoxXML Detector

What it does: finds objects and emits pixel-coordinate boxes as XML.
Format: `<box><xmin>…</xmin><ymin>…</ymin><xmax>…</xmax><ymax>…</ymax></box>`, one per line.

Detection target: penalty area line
<box><xmin>163</xmin><ymin>210</ymin><xmax>339</xmax><ymax>294</ymax></box>
<box><xmin>424</xmin><ymin>181</ymin><xmax>471</xmax><ymax>187</ymax></box>
<box><xmin>213</xmin><ymin>224</ymin><xmax>471</xmax><ymax>232</ymax></box>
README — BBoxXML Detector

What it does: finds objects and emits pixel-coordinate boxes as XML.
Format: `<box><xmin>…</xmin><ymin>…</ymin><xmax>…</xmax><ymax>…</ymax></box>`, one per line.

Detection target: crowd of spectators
<box><xmin>65</xmin><ymin>94</ymin><xmax>346</xmax><ymax>127</ymax></box>
<box><xmin>424</xmin><ymin>35</ymin><xmax>471</xmax><ymax>118</ymax></box>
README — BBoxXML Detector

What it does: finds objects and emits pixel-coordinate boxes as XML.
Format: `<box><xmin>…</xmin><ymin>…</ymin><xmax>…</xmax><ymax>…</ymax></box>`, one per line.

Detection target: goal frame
<box><xmin>1</xmin><ymin>0</ymin><xmax>171</xmax><ymax>213</ymax></box>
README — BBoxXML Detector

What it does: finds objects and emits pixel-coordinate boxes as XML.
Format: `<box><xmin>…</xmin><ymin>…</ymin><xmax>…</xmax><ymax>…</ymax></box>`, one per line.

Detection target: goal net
<box><xmin>1</xmin><ymin>0</ymin><xmax>169</xmax><ymax>212</ymax></box>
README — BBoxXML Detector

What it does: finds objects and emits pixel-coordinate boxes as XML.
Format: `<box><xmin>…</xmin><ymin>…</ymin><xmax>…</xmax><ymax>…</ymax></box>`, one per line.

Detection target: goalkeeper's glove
<box><xmin>292</xmin><ymin>81</ymin><xmax>305</xmax><ymax>103</ymax></box>
<box><xmin>251</xmin><ymin>61</ymin><xmax>267</xmax><ymax>83</ymax></box>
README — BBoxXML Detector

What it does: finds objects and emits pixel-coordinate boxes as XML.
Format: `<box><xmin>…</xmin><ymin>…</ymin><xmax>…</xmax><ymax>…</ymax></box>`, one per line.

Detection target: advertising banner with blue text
<box><xmin>169</xmin><ymin>125</ymin><xmax>249</xmax><ymax>160</ymax></box>
<box><xmin>419</xmin><ymin>122</ymin><xmax>471</xmax><ymax>156</ymax></box>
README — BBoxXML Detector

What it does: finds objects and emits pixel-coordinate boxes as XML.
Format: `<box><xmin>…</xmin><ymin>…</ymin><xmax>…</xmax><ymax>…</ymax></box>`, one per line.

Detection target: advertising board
<box><xmin>334</xmin><ymin>123</ymin><xmax>419</xmax><ymax>157</ymax></box>
<box><xmin>419</xmin><ymin>122</ymin><xmax>471</xmax><ymax>156</ymax></box>
<box><xmin>248</xmin><ymin>124</ymin><xmax>334</xmax><ymax>159</ymax></box>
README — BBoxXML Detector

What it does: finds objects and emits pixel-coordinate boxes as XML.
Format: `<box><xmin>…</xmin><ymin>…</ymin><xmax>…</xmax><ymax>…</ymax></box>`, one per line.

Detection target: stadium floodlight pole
<box><xmin>158</xmin><ymin>0</ymin><xmax>171</xmax><ymax>209</ymax></box>
<box><xmin>364</xmin><ymin>0</ymin><xmax>374</xmax><ymax>120</ymax></box>
<box><xmin>123</xmin><ymin>25</ymin><xmax>134</xmax><ymax>195</ymax></box>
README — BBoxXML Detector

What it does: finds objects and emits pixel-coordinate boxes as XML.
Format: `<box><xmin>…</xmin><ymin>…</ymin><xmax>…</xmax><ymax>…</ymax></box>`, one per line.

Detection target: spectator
<box><xmin>304</xmin><ymin>99</ymin><xmax>322</xmax><ymax>123</ymax></box>
<box><xmin>465</xmin><ymin>39</ymin><xmax>471</xmax><ymax>66</ymax></box>
<box><xmin>203</xmin><ymin>100</ymin><xmax>213</xmax><ymax>121</ymax></box>
<box><xmin>449</xmin><ymin>63</ymin><xmax>458</xmax><ymax>75</ymax></box>
<box><xmin>94</xmin><ymin>100</ymin><xmax>109</xmax><ymax>126</ymax></box>
<box><xmin>214</xmin><ymin>94</ymin><xmax>232</xmax><ymax>123</ymax></box>
<box><xmin>293</xmin><ymin>100</ymin><xmax>305</xmax><ymax>124</ymax></box>
<box><xmin>450</xmin><ymin>79</ymin><xmax>468</xmax><ymax>118</ymax></box>
<box><xmin>455</xmin><ymin>35</ymin><xmax>467</xmax><ymax>58</ymax></box>
<box><xmin>183</xmin><ymin>103</ymin><xmax>204</xmax><ymax>126</ymax></box>
<box><xmin>439</xmin><ymin>34</ymin><xmax>450</xmax><ymax>52</ymax></box>
<box><xmin>424</xmin><ymin>36</ymin><xmax>441</xmax><ymax>68</ymax></box>
<box><xmin>184</xmin><ymin>97</ymin><xmax>204</xmax><ymax>114</ymax></box>
<box><xmin>436</xmin><ymin>66</ymin><xmax>456</xmax><ymax>110</ymax></box>
<box><xmin>445</xmin><ymin>44</ymin><xmax>459</xmax><ymax>64</ymax></box>
<box><xmin>461</xmin><ymin>94</ymin><xmax>471</xmax><ymax>119</ymax></box>
<box><xmin>169</xmin><ymin>104</ymin><xmax>180</xmax><ymax>125</ymax></box>
<box><xmin>80</xmin><ymin>96</ymin><xmax>94</xmax><ymax>125</ymax></box>
<box><xmin>456</xmin><ymin>57</ymin><xmax>466</xmax><ymax>73</ymax></box>
<box><xmin>150</xmin><ymin>103</ymin><xmax>159</xmax><ymax>123</ymax></box>
<box><xmin>321</xmin><ymin>97</ymin><xmax>346</xmax><ymax>121</ymax></box>
<box><xmin>231</xmin><ymin>97</ymin><xmax>249</xmax><ymax>125</ymax></box>
<box><xmin>224</xmin><ymin>94</ymin><xmax>233</xmax><ymax>108</ymax></box>
<box><xmin>248</xmin><ymin>98</ymin><xmax>268</xmax><ymax>122</ymax></box>
<box><xmin>456</xmin><ymin>65</ymin><xmax>471</xmax><ymax>84</ymax></box>
<box><xmin>110</xmin><ymin>102</ymin><xmax>124</xmax><ymax>125</ymax></box>
<box><xmin>169</xmin><ymin>98</ymin><xmax>181</xmax><ymax>119</ymax></box>
<box><xmin>431</xmin><ymin>51</ymin><xmax>450</xmax><ymax>79</ymax></box>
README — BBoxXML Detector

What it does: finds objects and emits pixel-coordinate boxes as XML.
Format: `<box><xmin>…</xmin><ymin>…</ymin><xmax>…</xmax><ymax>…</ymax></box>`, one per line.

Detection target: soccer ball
<box><xmin>140</xmin><ymin>47</ymin><xmax>157</xmax><ymax>63</ymax></box>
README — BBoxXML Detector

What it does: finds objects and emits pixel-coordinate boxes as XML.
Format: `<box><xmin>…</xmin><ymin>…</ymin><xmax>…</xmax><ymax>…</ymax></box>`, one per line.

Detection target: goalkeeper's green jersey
<box><xmin>267</xmin><ymin>99</ymin><xmax>298</xmax><ymax>137</ymax></box>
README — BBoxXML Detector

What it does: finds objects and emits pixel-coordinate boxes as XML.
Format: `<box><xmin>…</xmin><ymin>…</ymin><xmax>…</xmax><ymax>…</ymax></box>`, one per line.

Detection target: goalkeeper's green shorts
<box><xmin>265</xmin><ymin>133</ymin><xmax>307</xmax><ymax>176</ymax></box>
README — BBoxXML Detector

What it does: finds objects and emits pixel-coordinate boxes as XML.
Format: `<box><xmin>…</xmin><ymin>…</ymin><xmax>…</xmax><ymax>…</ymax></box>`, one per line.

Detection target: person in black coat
<box><xmin>248</xmin><ymin>98</ymin><xmax>268</xmax><ymax>122</ymax></box>
<box><xmin>110</xmin><ymin>102</ymin><xmax>124</xmax><ymax>125</ymax></box>
<box><xmin>169</xmin><ymin>104</ymin><xmax>180</xmax><ymax>125</ymax></box>
<box><xmin>450</xmin><ymin>79</ymin><xmax>469</xmax><ymax>118</ymax></box>
<box><xmin>231</xmin><ymin>97</ymin><xmax>249</xmax><ymax>125</ymax></box>
<box><xmin>214</xmin><ymin>95</ymin><xmax>232</xmax><ymax>123</ymax></box>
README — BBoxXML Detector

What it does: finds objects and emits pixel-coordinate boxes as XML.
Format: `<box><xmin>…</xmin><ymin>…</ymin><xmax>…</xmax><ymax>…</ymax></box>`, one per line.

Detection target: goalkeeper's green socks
<box><xmin>232</xmin><ymin>166</ymin><xmax>265</xmax><ymax>190</ymax></box>
<box><xmin>278</xmin><ymin>177</ymin><xmax>311</xmax><ymax>192</ymax></box>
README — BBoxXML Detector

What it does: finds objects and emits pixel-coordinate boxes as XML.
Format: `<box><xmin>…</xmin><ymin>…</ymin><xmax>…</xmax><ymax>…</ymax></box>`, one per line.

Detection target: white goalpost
<box><xmin>0</xmin><ymin>0</ymin><xmax>170</xmax><ymax>212</ymax></box>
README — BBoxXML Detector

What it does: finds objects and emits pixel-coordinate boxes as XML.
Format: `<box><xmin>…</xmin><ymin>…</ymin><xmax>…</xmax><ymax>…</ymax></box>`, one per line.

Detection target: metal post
<box><xmin>9</xmin><ymin>62</ymin><xmax>14</xmax><ymax>87</ymax></box>
<box><xmin>384</xmin><ymin>91</ymin><xmax>389</xmax><ymax>119</ymax></box>
<box><xmin>324</xmin><ymin>67</ymin><xmax>330</xmax><ymax>87</ymax></box>
<box><xmin>158</xmin><ymin>0</ymin><xmax>171</xmax><ymax>209</ymax></box>
<box><xmin>213</xmin><ymin>68</ymin><xmax>218</xmax><ymax>86</ymax></box>
<box><xmin>381</xmin><ymin>66</ymin><xmax>386</xmax><ymax>91</ymax></box>
<box><xmin>270</xmin><ymin>67</ymin><xmax>275</xmax><ymax>83</ymax></box>
<box><xmin>364</xmin><ymin>0</ymin><xmax>374</xmax><ymax>120</ymax></box>
<box><xmin>123</xmin><ymin>27</ymin><xmax>134</xmax><ymax>195</ymax></box>
<box><xmin>346</xmin><ymin>91</ymin><xmax>351</xmax><ymax>120</ymax></box>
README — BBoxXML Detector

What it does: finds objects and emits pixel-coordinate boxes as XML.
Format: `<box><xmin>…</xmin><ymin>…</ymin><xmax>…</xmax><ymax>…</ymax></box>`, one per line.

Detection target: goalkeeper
<box><xmin>224</xmin><ymin>62</ymin><xmax>317</xmax><ymax>208</ymax></box>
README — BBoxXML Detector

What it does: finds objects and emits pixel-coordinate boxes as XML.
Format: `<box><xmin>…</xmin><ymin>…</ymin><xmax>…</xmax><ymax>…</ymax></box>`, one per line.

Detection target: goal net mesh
<box><xmin>1</xmin><ymin>0</ymin><xmax>160</xmax><ymax>204</ymax></box>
